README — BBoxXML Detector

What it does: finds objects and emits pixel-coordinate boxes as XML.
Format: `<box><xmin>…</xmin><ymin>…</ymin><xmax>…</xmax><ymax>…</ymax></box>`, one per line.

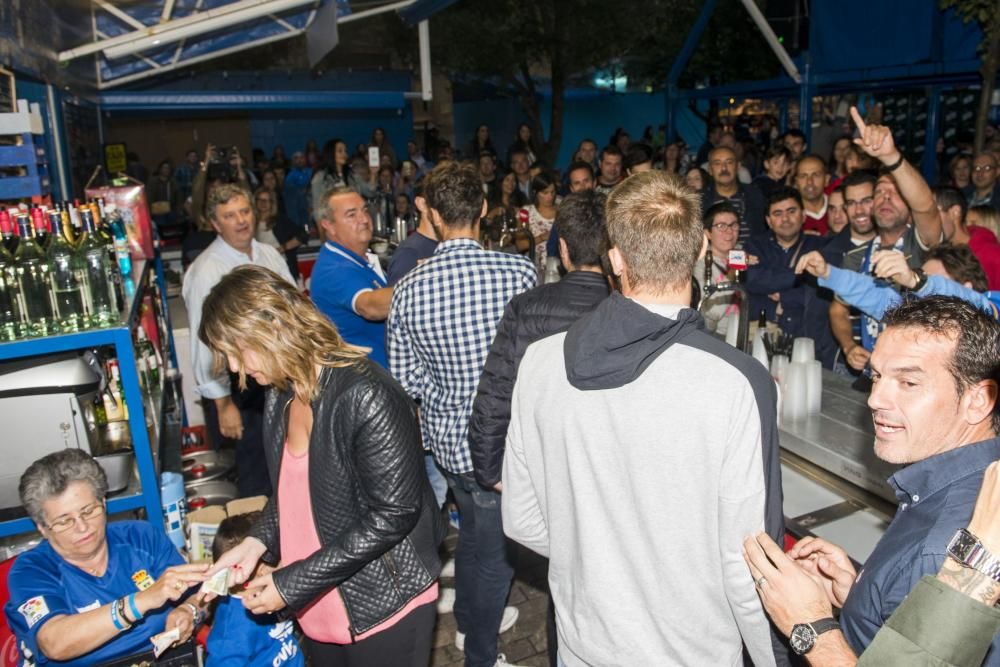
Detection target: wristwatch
<box><xmin>789</xmin><ymin>618</ymin><xmax>840</xmax><ymax>655</ymax></box>
<box><xmin>907</xmin><ymin>268</ymin><xmax>928</xmax><ymax>292</ymax></box>
<box><xmin>947</xmin><ymin>528</ymin><xmax>1000</xmax><ymax>583</ymax></box>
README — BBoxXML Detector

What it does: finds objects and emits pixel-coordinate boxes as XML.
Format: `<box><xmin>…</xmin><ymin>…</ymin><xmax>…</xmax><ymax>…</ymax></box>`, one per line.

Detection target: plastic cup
<box><xmin>792</xmin><ymin>337</ymin><xmax>815</xmax><ymax>364</ymax></box>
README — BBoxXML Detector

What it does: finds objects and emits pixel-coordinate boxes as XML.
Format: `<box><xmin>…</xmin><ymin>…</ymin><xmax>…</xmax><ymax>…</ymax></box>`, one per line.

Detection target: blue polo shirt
<box><xmin>840</xmin><ymin>437</ymin><xmax>1000</xmax><ymax>663</ymax></box>
<box><xmin>205</xmin><ymin>597</ymin><xmax>304</xmax><ymax>667</ymax></box>
<box><xmin>4</xmin><ymin>521</ymin><xmax>185</xmax><ymax>666</ymax></box>
<box><xmin>311</xmin><ymin>241</ymin><xmax>389</xmax><ymax>367</ymax></box>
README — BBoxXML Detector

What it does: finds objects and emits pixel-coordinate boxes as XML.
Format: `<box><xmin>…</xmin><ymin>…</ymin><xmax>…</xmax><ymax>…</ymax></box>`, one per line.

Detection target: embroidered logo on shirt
<box><xmin>17</xmin><ymin>596</ymin><xmax>50</xmax><ymax>628</ymax></box>
<box><xmin>131</xmin><ymin>569</ymin><xmax>155</xmax><ymax>591</ymax></box>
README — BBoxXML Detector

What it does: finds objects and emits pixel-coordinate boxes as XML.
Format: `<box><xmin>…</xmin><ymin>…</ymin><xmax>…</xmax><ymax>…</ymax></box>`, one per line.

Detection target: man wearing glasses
<box><xmin>965</xmin><ymin>153</ymin><xmax>1000</xmax><ymax>212</ymax></box>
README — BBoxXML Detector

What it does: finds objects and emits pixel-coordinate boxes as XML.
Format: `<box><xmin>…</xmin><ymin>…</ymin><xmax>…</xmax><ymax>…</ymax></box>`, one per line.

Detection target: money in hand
<box><xmin>200</xmin><ymin>568</ymin><xmax>230</xmax><ymax>596</ymax></box>
<box><xmin>150</xmin><ymin>627</ymin><xmax>180</xmax><ymax>658</ymax></box>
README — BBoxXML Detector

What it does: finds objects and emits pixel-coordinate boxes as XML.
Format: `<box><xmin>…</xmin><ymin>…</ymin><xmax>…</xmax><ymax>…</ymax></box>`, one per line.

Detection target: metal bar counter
<box><xmin>779</xmin><ymin>371</ymin><xmax>898</xmax><ymax>564</ymax></box>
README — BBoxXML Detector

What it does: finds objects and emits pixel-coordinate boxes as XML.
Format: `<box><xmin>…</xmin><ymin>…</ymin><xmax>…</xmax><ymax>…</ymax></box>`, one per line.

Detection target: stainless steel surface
<box><xmin>182</xmin><ymin>449</ymin><xmax>235</xmax><ymax>486</ymax></box>
<box><xmin>779</xmin><ymin>370</ymin><xmax>899</xmax><ymax>504</ymax></box>
<box><xmin>0</xmin><ymin>353</ymin><xmax>99</xmax><ymax>395</ymax></box>
<box><xmin>186</xmin><ymin>480</ymin><xmax>238</xmax><ymax>507</ymax></box>
<box><xmin>95</xmin><ymin>449</ymin><xmax>134</xmax><ymax>493</ymax></box>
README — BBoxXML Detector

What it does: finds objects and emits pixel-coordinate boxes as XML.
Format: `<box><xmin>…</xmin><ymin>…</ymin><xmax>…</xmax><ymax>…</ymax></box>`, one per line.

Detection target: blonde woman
<box><xmin>203</xmin><ymin>266</ymin><xmax>443</xmax><ymax>666</ymax></box>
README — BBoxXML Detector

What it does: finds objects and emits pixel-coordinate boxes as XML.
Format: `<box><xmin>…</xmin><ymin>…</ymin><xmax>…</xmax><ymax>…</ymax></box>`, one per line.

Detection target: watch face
<box><xmin>948</xmin><ymin>529</ymin><xmax>979</xmax><ymax>561</ymax></box>
<box><xmin>790</xmin><ymin>624</ymin><xmax>818</xmax><ymax>655</ymax></box>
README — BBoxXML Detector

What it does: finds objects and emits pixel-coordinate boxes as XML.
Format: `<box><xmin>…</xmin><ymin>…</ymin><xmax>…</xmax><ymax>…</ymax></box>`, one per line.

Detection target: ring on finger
<box><xmin>174</xmin><ymin>582</ymin><xmax>183</xmax><ymax>591</ymax></box>
<box><xmin>755</xmin><ymin>576</ymin><xmax>767</xmax><ymax>589</ymax></box>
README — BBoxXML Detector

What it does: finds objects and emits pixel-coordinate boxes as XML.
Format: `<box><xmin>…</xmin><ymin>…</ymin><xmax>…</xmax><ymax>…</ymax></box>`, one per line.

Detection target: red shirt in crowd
<box><xmin>967</xmin><ymin>225</ymin><xmax>1000</xmax><ymax>291</ymax></box>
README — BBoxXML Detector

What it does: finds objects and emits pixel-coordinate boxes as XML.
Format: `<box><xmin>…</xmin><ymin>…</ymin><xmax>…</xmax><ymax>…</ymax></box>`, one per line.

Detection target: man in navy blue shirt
<box><xmin>387</xmin><ymin>187</ymin><xmax>438</xmax><ymax>285</ymax></box>
<box><xmin>778</xmin><ymin>296</ymin><xmax>1000</xmax><ymax>663</ymax></box>
<box><xmin>311</xmin><ymin>186</ymin><xmax>393</xmax><ymax>367</ymax></box>
<box><xmin>744</xmin><ymin>186</ymin><xmax>837</xmax><ymax>367</ymax></box>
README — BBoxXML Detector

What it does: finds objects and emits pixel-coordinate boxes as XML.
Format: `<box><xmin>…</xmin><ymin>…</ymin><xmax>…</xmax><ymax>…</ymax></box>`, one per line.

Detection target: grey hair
<box><xmin>207</xmin><ymin>183</ymin><xmax>251</xmax><ymax>223</ymax></box>
<box><xmin>319</xmin><ymin>185</ymin><xmax>357</xmax><ymax>224</ymax></box>
<box><xmin>19</xmin><ymin>449</ymin><xmax>108</xmax><ymax>526</ymax></box>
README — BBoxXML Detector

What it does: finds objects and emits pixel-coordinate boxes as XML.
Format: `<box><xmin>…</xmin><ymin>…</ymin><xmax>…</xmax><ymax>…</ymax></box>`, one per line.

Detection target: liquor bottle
<box><xmin>0</xmin><ymin>216</ymin><xmax>20</xmax><ymax>342</ymax></box>
<box><xmin>0</xmin><ymin>210</ymin><xmax>16</xmax><ymax>255</ymax></box>
<box><xmin>46</xmin><ymin>211</ymin><xmax>87</xmax><ymax>333</ymax></box>
<box><xmin>56</xmin><ymin>204</ymin><xmax>75</xmax><ymax>247</ymax></box>
<box><xmin>136</xmin><ymin>326</ymin><xmax>160</xmax><ymax>388</ymax></box>
<box><xmin>77</xmin><ymin>208</ymin><xmax>118</xmax><ymax>328</ymax></box>
<box><xmin>30</xmin><ymin>206</ymin><xmax>49</xmax><ymax>251</ymax></box>
<box><xmin>66</xmin><ymin>201</ymin><xmax>82</xmax><ymax>241</ymax></box>
<box><xmin>12</xmin><ymin>214</ymin><xmax>56</xmax><ymax>338</ymax></box>
<box><xmin>104</xmin><ymin>204</ymin><xmax>132</xmax><ymax>276</ymax></box>
<box><xmin>93</xmin><ymin>207</ymin><xmax>126</xmax><ymax>311</ymax></box>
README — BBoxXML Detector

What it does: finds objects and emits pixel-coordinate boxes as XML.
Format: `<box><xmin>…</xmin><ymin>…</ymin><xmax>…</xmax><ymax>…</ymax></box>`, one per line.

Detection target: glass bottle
<box><xmin>94</xmin><ymin>207</ymin><xmax>126</xmax><ymax>311</ymax></box>
<box><xmin>47</xmin><ymin>211</ymin><xmax>88</xmax><ymax>333</ymax></box>
<box><xmin>30</xmin><ymin>206</ymin><xmax>49</xmax><ymax>251</ymax></box>
<box><xmin>104</xmin><ymin>204</ymin><xmax>132</xmax><ymax>276</ymax></box>
<box><xmin>12</xmin><ymin>215</ymin><xmax>56</xmax><ymax>338</ymax></box>
<box><xmin>77</xmin><ymin>208</ymin><xmax>118</xmax><ymax>328</ymax></box>
<box><xmin>0</xmin><ymin>215</ymin><xmax>20</xmax><ymax>342</ymax></box>
<box><xmin>0</xmin><ymin>210</ymin><xmax>16</xmax><ymax>255</ymax></box>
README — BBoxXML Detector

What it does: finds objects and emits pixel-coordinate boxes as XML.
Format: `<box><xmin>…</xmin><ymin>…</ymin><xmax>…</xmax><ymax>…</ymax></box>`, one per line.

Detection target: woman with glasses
<box><xmin>694</xmin><ymin>202</ymin><xmax>750</xmax><ymax>334</ymax></box>
<box><xmin>4</xmin><ymin>449</ymin><xmax>209</xmax><ymax>665</ymax></box>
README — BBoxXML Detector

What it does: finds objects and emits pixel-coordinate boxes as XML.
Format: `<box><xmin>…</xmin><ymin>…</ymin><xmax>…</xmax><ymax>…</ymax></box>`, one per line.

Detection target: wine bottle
<box><xmin>12</xmin><ymin>215</ymin><xmax>56</xmax><ymax>338</ymax></box>
<box><xmin>0</xmin><ymin>210</ymin><xmax>16</xmax><ymax>255</ymax></box>
<box><xmin>0</xmin><ymin>216</ymin><xmax>21</xmax><ymax>342</ymax></box>
<box><xmin>47</xmin><ymin>211</ymin><xmax>87</xmax><ymax>333</ymax></box>
<box><xmin>30</xmin><ymin>206</ymin><xmax>49</xmax><ymax>251</ymax></box>
<box><xmin>77</xmin><ymin>208</ymin><xmax>118</xmax><ymax>328</ymax></box>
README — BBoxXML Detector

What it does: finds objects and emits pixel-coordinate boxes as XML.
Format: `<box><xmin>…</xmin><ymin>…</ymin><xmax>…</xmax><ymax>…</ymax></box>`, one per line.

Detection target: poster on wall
<box><xmin>104</xmin><ymin>142</ymin><xmax>127</xmax><ymax>174</ymax></box>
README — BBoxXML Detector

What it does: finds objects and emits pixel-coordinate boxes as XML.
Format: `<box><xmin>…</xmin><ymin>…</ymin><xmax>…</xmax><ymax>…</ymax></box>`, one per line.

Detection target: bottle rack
<box><xmin>0</xmin><ymin>100</ymin><xmax>50</xmax><ymax>201</ymax></box>
<box><xmin>0</xmin><ymin>251</ymin><xmax>177</xmax><ymax>537</ymax></box>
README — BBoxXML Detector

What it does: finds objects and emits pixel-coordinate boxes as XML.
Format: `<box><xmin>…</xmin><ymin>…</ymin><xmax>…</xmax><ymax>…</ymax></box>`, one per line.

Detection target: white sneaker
<box><xmin>436</xmin><ymin>587</ymin><xmax>456</xmax><ymax>614</ymax></box>
<box><xmin>440</xmin><ymin>557</ymin><xmax>456</xmax><ymax>578</ymax></box>
<box><xmin>495</xmin><ymin>654</ymin><xmax>528</xmax><ymax>667</ymax></box>
<box><xmin>455</xmin><ymin>606</ymin><xmax>519</xmax><ymax>651</ymax></box>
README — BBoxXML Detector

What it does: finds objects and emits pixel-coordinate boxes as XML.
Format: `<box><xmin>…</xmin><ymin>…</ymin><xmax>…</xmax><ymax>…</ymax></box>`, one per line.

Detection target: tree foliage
<box><xmin>940</xmin><ymin>0</ymin><xmax>1000</xmax><ymax>151</ymax></box>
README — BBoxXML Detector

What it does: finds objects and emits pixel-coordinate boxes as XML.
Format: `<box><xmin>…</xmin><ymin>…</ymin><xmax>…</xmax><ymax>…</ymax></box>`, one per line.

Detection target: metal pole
<box><xmin>666</xmin><ymin>0</ymin><xmax>718</xmax><ymax>144</ymax></box>
<box><xmin>922</xmin><ymin>85</ymin><xmax>941</xmax><ymax>183</ymax></box>
<box><xmin>418</xmin><ymin>20</ymin><xmax>432</xmax><ymax>102</ymax></box>
<box><xmin>737</xmin><ymin>0</ymin><xmax>802</xmax><ymax>84</ymax></box>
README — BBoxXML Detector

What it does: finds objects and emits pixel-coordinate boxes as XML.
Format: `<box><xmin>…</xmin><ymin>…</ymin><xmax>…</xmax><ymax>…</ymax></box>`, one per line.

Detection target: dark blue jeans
<box><xmin>444</xmin><ymin>471</ymin><xmax>516</xmax><ymax>667</ymax></box>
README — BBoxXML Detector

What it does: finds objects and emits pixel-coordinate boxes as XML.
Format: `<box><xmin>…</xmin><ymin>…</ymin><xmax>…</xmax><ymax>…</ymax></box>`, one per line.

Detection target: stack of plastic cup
<box><xmin>782</xmin><ymin>361</ymin><xmax>810</xmax><ymax>422</ymax></box>
<box><xmin>792</xmin><ymin>337</ymin><xmax>815</xmax><ymax>364</ymax></box>
<box><xmin>807</xmin><ymin>360</ymin><xmax>823</xmax><ymax>415</ymax></box>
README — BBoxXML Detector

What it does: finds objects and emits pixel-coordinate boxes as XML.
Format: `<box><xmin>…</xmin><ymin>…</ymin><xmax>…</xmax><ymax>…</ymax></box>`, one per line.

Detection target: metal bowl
<box><xmin>95</xmin><ymin>449</ymin><xmax>134</xmax><ymax>493</ymax></box>
<box><xmin>185</xmin><ymin>480</ymin><xmax>238</xmax><ymax>508</ymax></box>
<box><xmin>181</xmin><ymin>449</ymin><xmax>235</xmax><ymax>487</ymax></box>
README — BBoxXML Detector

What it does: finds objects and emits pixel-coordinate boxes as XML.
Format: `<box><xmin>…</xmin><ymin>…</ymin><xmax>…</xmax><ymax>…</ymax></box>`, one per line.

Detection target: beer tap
<box><xmin>699</xmin><ymin>247</ymin><xmax>751</xmax><ymax>354</ymax></box>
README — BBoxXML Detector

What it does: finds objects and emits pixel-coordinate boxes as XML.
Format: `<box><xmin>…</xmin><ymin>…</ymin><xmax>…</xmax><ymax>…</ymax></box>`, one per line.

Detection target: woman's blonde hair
<box><xmin>198</xmin><ymin>265</ymin><xmax>368</xmax><ymax>402</ymax></box>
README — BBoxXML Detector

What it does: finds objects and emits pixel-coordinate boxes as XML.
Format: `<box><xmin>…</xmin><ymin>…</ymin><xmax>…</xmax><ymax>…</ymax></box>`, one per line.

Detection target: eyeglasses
<box><xmin>974</xmin><ymin>165</ymin><xmax>995</xmax><ymax>173</ymax></box>
<box><xmin>711</xmin><ymin>221</ymin><xmax>740</xmax><ymax>232</ymax></box>
<box><xmin>45</xmin><ymin>502</ymin><xmax>105</xmax><ymax>533</ymax></box>
<box><xmin>845</xmin><ymin>196</ymin><xmax>874</xmax><ymax>209</ymax></box>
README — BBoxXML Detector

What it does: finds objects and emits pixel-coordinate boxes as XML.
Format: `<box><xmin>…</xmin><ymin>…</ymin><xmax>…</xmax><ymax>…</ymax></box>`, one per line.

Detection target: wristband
<box><xmin>182</xmin><ymin>602</ymin><xmax>204</xmax><ymax>625</ymax></box>
<box><xmin>117</xmin><ymin>598</ymin><xmax>133</xmax><ymax>629</ymax></box>
<box><xmin>884</xmin><ymin>153</ymin><xmax>905</xmax><ymax>172</ymax></box>
<box><xmin>110</xmin><ymin>600</ymin><xmax>127</xmax><ymax>631</ymax></box>
<box><xmin>127</xmin><ymin>593</ymin><xmax>142</xmax><ymax>623</ymax></box>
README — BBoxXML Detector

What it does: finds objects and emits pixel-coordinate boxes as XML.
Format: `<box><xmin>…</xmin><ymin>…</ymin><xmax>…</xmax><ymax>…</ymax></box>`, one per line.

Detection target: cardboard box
<box><xmin>185</xmin><ymin>495</ymin><xmax>268</xmax><ymax>563</ymax></box>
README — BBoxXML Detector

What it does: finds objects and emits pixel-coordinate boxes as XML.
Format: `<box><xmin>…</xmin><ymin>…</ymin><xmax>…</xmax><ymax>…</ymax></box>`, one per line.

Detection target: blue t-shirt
<box><xmin>4</xmin><ymin>520</ymin><xmax>185</xmax><ymax>666</ymax></box>
<box><xmin>206</xmin><ymin>596</ymin><xmax>303</xmax><ymax>667</ymax></box>
<box><xmin>311</xmin><ymin>241</ymin><xmax>388</xmax><ymax>367</ymax></box>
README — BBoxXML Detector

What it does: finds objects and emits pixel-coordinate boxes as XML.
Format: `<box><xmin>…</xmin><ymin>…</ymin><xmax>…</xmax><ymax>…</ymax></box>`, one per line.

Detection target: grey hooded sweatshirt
<box><xmin>502</xmin><ymin>293</ymin><xmax>782</xmax><ymax>667</ymax></box>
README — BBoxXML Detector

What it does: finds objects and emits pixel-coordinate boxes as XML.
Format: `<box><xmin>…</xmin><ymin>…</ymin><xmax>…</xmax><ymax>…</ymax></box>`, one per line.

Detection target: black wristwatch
<box><xmin>789</xmin><ymin>618</ymin><xmax>840</xmax><ymax>655</ymax></box>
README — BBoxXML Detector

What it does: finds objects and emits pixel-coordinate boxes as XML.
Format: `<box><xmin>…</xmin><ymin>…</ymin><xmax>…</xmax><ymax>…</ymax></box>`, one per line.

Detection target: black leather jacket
<box><xmin>468</xmin><ymin>271</ymin><xmax>610</xmax><ymax>487</ymax></box>
<box><xmin>249</xmin><ymin>360</ymin><xmax>444</xmax><ymax>635</ymax></box>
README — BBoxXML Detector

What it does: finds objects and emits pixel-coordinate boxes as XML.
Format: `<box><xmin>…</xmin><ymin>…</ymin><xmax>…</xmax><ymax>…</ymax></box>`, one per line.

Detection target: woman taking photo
<box><xmin>203</xmin><ymin>266</ymin><xmax>443</xmax><ymax>667</ymax></box>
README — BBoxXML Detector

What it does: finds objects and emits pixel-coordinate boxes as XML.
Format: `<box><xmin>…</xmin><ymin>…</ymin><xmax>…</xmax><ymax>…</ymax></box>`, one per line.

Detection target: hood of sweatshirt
<box><xmin>564</xmin><ymin>292</ymin><xmax>705</xmax><ymax>390</ymax></box>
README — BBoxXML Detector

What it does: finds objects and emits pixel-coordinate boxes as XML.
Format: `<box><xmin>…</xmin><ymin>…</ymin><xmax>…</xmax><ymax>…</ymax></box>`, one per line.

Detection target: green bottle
<box><xmin>47</xmin><ymin>211</ymin><xmax>87</xmax><ymax>332</ymax></box>
<box><xmin>13</xmin><ymin>215</ymin><xmax>56</xmax><ymax>337</ymax></box>
<box><xmin>77</xmin><ymin>209</ymin><xmax>118</xmax><ymax>329</ymax></box>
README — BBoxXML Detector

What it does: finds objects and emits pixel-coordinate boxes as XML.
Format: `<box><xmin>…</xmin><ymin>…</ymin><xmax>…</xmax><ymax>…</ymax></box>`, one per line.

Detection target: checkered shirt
<box><xmin>388</xmin><ymin>238</ymin><xmax>537</xmax><ymax>474</ymax></box>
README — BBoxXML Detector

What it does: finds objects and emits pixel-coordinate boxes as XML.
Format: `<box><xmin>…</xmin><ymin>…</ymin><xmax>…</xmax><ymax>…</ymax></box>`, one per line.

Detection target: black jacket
<box><xmin>468</xmin><ymin>271</ymin><xmax>610</xmax><ymax>488</ymax></box>
<box><xmin>249</xmin><ymin>361</ymin><xmax>444</xmax><ymax>635</ymax></box>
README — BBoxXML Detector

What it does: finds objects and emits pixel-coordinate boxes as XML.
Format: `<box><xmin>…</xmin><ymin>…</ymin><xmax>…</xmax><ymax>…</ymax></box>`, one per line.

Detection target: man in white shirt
<box><xmin>182</xmin><ymin>183</ymin><xmax>293</xmax><ymax>497</ymax></box>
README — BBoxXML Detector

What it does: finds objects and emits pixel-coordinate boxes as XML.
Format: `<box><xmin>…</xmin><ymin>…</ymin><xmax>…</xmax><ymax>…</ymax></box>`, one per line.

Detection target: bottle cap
<box><xmin>188</xmin><ymin>496</ymin><xmax>207</xmax><ymax>510</ymax></box>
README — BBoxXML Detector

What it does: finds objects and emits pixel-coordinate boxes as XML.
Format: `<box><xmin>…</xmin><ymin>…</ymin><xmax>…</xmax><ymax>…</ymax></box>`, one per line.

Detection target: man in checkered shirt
<box><xmin>388</xmin><ymin>162</ymin><xmax>536</xmax><ymax>667</ymax></box>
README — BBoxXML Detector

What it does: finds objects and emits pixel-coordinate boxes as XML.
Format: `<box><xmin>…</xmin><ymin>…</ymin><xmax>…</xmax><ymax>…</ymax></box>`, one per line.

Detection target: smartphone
<box><xmin>368</xmin><ymin>147</ymin><xmax>380</xmax><ymax>169</ymax></box>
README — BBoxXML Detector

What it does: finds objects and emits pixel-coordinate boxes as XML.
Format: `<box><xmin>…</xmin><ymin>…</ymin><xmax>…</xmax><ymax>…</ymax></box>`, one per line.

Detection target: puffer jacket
<box><xmin>249</xmin><ymin>360</ymin><xmax>444</xmax><ymax>635</ymax></box>
<box><xmin>468</xmin><ymin>270</ymin><xmax>610</xmax><ymax>488</ymax></box>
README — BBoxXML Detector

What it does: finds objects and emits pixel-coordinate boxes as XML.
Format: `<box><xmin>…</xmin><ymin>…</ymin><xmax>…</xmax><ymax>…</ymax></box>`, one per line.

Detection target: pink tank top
<box><xmin>278</xmin><ymin>443</ymin><xmax>438</xmax><ymax>643</ymax></box>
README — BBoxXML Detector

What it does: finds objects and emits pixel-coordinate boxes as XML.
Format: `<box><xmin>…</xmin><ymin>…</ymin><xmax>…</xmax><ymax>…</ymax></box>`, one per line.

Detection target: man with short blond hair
<box><xmin>502</xmin><ymin>170</ymin><xmax>783</xmax><ymax>666</ymax></box>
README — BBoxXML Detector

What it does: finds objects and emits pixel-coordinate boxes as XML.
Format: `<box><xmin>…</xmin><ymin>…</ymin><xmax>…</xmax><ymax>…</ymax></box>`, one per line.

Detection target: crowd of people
<box><xmin>6</xmin><ymin>104</ymin><xmax>1000</xmax><ymax>667</ymax></box>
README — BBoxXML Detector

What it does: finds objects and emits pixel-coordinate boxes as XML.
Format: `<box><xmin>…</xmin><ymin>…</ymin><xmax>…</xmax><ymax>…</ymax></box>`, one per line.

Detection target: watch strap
<box><xmin>810</xmin><ymin>618</ymin><xmax>840</xmax><ymax>636</ymax></box>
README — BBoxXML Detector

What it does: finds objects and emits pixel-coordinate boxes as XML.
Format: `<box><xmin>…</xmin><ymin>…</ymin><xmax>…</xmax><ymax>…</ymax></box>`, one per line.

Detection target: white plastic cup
<box><xmin>770</xmin><ymin>354</ymin><xmax>789</xmax><ymax>386</ymax></box>
<box><xmin>783</xmin><ymin>362</ymin><xmax>810</xmax><ymax>422</ymax></box>
<box><xmin>792</xmin><ymin>337</ymin><xmax>816</xmax><ymax>364</ymax></box>
<box><xmin>752</xmin><ymin>330</ymin><xmax>769</xmax><ymax>367</ymax></box>
<box><xmin>807</xmin><ymin>360</ymin><xmax>823</xmax><ymax>415</ymax></box>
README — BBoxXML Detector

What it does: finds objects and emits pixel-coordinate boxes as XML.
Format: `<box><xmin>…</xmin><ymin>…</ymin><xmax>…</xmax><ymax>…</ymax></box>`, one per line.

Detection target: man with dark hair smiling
<box><xmin>746</xmin><ymin>296</ymin><xmax>1000</xmax><ymax>664</ymax></box>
